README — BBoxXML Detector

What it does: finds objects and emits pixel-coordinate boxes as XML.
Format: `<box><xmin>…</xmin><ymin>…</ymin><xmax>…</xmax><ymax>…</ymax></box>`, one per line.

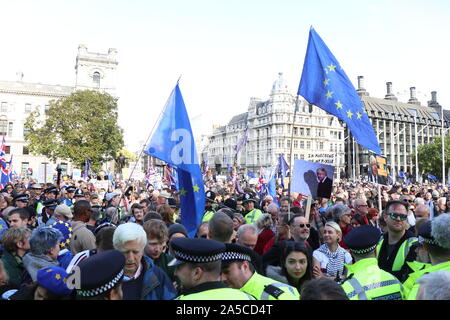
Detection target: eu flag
<box><xmin>144</xmin><ymin>82</ymin><xmax>205</xmax><ymax>237</ymax></box>
<box><xmin>298</xmin><ymin>27</ymin><xmax>381</xmax><ymax>155</ymax></box>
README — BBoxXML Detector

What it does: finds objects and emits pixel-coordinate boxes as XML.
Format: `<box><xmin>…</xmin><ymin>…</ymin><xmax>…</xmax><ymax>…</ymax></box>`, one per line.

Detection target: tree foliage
<box><xmin>25</xmin><ymin>90</ymin><xmax>124</xmax><ymax>172</ymax></box>
<box><xmin>416</xmin><ymin>135</ymin><xmax>450</xmax><ymax>180</ymax></box>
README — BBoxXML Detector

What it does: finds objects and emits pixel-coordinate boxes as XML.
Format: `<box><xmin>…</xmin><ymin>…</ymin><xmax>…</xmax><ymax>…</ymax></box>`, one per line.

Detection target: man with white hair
<box><xmin>416</xmin><ymin>271</ymin><xmax>450</xmax><ymax>300</ymax></box>
<box><xmin>113</xmin><ymin>223</ymin><xmax>177</xmax><ymax>300</ymax></box>
<box><xmin>236</xmin><ymin>224</ymin><xmax>258</xmax><ymax>250</ymax></box>
<box><xmin>407</xmin><ymin>214</ymin><xmax>450</xmax><ymax>299</ymax></box>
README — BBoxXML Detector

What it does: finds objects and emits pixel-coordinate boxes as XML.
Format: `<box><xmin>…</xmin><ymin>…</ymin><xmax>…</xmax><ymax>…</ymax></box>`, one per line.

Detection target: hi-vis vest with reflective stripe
<box><xmin>244</xmin><ymin>209</ymin><xmax>263</xmax><ymax>225</ymax></box>
<box><xmin>402</xmin><ymin>261</ymin><xmax>431</xmax><ymax>298</ymax></box>
<box><xmin>202</xmin><ymin>209</ymin><xmax>215</xmax><ymax>222</ymax></box>
<box><xmin>177</xmin><ymin>288</ymin><xmax>255</xmax><ymax>300</ymax></box>
<box><xmin>406</xmin><ymin>260</ymin><xmax>450</xmax><ymax>300</ymax></box>
<box><xmin>376</xmin><ymin>236</ymin><xmax>418</xmax><ymax>271</ymax></box>
<box><xmin>341</xmin><ymin>258</ymin><xmax>404</xmax><ymax>300</ymax></box>
<box><xmin>240</xmin><ymin>272</ymin><xmax>300</xmax><ymax>300</ymax></box>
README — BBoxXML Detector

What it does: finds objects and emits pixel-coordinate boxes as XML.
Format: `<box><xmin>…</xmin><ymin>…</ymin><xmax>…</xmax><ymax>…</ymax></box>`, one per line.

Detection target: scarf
<box><xmin>317</xmin><ymin>244</ymin><xmax>346</xmax><ymax>278</ymax></box>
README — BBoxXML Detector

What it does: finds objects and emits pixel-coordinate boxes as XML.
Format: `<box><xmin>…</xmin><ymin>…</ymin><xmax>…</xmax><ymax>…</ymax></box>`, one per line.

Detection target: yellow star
<box><xmin>328</xmin><ymin>64</ymin><xmax>337</xmax><ymax>72</ymax></box>
<box><xmin>193</xmin><ymin>185</ymin><xmax>200</xmax><ymax>192</ymax></box>
<box><xmin>323</xmin><ymin>78</ymin><xmax>330</xmax><ymax>86</ymax></box>
<box><xmin>59</xmin><ymin>220</ymin><xmax>63</xmax><ymax>224</ymax></box>
<box><xmin>68</xmin><ymin>228</ymin><xmax>72</xmax><ymax>232</ymax></box>
<box><xmin>347</xmin><ymin>110</ymin><xmax>354</xmax><ymax>119</ymax></box>
<box><xmin>0</xmin><ymin>225</ymin><xmax>3</xmax><ymax>230</ymax></box>
<box><xmin>362</xmin><ymin>107</ymin><xmax>367</xmax><ymax>114</ymax></box>
<box><xmin>180</xmin><ymin>188</ymin><xmax>187</xmax><ymax>196</ymax></box>
<box><xmin>335</xmin><ymin>101</ymin><xmax>343</xmax><ymax>109</ymax></box>
<box><xmin>326</xmin><ymin>91</ymin><xmax>333</xmax><ymax>99</ymax></box>
<box><xmin>55</xmin><ymin>274</ymin><xmax>61</xmax><ymax>280</ymax></box>
<box><xmin>356</xmin><ymin>112</ymin><xmax>362</xmax><ymax>119</ymax></box>
<box><xmin>61</xmin><ymin>242</ymin><xmax>66</xmax><ymax>248</ymax></box>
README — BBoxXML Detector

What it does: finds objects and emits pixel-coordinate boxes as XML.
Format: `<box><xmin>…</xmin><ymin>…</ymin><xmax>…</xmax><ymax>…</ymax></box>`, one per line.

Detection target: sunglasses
<box><xmin>388</xmin><ymin>212</ymin><xmax>408</xmax><ymax>221</ymax></box>
<box><xmin>293</xmin><ymin>223</ymin><xmax>311</xmax><ymax>228</ymax></box>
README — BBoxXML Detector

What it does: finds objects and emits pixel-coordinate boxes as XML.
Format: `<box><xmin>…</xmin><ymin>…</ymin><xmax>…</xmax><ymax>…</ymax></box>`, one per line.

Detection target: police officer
<box><xmin>376</xmin><ymin>200</ymin><xmax>418</xmax><ymax>282</ymax></box>
<box><xmin>341</xmin><ymin>225</ymin><xmax>404</xmax><ymax>300</ymax></box>
<box><xmin>406</xmin><ymin>214</ymin><xmax>450</xmax><ymax>299</ymax></box>
<box><xmin>75</xmin><ymin>249</ymin><xmax>126</xmax><ymax>300</ymax></box>
<box><xmin>12</xmin><ymin>194</ymin><xmax>29</xmax><ymax>208</ymax></box>
<box><xmin>42</xmin><ymin>199</ymin><xmax>59</xmax><ymax>226</ymax></box>
<box><xmin>73</xmin><ymin>188</ymin><xmax>86</xmax><ymax>202</ymax></box>
<box><xmin>221</xmin><ymin>243</ymin><xmax>300</xmax><ymax>300</ymax></box>
<box><xmin>242</xmin><ymin>193</ymin><xmax>262</xmax><ymax>225</ymax></box>
<box><xmin>168</xmin><ymin>238</ymin><xmax>254</xmax><ymax>300</ymax></box>
<box><xmin>61</xmin><ymin>186</ymin><xmax>77</xmax><ymax>207</ymax></box>
<box><xmin>202</xmin><ymin>191</ymin><xmax>216</xmax><ymax>222</ymax></box>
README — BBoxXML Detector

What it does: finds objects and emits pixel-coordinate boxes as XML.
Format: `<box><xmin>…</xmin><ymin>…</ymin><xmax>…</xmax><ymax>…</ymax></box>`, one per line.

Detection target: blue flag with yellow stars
<box><xmin>144</xmin><ymin>82</ymin><xmax>205</xmax><ymax>237</ymax></box>
<box><xmin>298</xmin><ymin>27</ymin><xmax>381</xmax><ymax>155</ymax></box>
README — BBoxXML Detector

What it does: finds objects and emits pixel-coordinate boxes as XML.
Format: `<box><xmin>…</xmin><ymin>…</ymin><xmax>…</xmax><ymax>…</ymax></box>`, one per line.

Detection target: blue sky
<box><xmin>1</xmin><ymin>0</ymin><xmax>449</xmax><ymax>152</ymax></box>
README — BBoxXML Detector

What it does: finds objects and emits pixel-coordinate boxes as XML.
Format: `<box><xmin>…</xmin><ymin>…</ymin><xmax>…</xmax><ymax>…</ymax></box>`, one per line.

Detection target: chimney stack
<box><xmin>356</xmin><ymin>76</ymin><xmax>369</xmax><ymax>97</ymax></box>
<box><xmin>428</xmin><ymin>91</ymin><xmax>441</xmax><ymax>109</ymax></box>
<box><xmin>384</xmin><ymin>82</ymin><xmax>397</xmax><ymax>101</ymax></box>
<box><xmin>408</xmin><ymin>87</ymin><xmax>420</xmax><ymax>105</ymax></box>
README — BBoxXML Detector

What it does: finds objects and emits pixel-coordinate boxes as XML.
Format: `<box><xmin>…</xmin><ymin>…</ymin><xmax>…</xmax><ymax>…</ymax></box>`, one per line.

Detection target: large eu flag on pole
<box><xmin>144</xmin><ymin>82</ymin><xmax>205</xmax><ymax>237</ymax></box>
<box><xmin>298</xmin><ymin>27</ymin><xmax>381</xmax><ymax>155</ymax></box>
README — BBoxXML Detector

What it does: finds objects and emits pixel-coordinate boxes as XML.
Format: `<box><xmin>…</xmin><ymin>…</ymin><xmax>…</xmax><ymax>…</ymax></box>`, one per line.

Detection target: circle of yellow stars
<box><xmin>50</xmin><ymin>220</ymin><xmax>73</xmax><ymax>249</ymax></box>
<box><xmin>323</xmin><ymin>62</ymin><xmax>367</xmax><ymax>120</ymax></box>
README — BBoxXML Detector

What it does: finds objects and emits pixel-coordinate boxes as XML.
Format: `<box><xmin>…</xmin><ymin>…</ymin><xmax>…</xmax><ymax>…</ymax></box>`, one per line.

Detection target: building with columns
<box><xmin>0</xmin><ymin>45</ymin><xmax>118</xmax><ymax>181</ymax></box>
<box><xmin>204</xmin><ymin>73</ymin><xmax>346</xmax><ymax>177</ymax></box>
<box><xmin>348</xmin><ymin>76</ymin><xmax>449</xmax><ymax>181</ymax></box>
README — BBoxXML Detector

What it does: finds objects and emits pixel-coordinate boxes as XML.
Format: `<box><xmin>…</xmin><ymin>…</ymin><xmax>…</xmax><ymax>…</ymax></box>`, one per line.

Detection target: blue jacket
<box><xmin>141</xmin><ymin>255</ymin><xmax>177</xmax><ymax>300</ymax></box>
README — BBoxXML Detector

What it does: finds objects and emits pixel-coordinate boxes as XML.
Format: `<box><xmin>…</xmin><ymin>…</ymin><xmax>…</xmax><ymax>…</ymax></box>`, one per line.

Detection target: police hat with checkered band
<box><xmin>242</xmin><ymin>193</ymin><xmax>257</xmax><ymax>204</ymax></box>
<box><xmin>13</xmin><ymin>193</ymin><xmax>29</xmax><ymax>203</ymax></box>
<box><xmin>74</xmin><ymin>188</ymin><xmax>85</xmax><ymax>198</ymax></box>
<box><xmin>221</xmin><ymin>243</ymin><xmax>257</xmax><ymax>269</ymax></box>
<box><xmin>418</xmin><ymin>220</ymin><xmax>441</xmax><ymax>247</ymax></box>
<box><xmin>44</xmin><ymin>186</ymin><xmax>59</xmax><ymax>195</ymax></box>
<box><xmin>66</xmin><ymin>186</ymin><xmax>77</xmax><ymax>193</ymax></box>
<box><xmin>344</xmin><ymin>225</ymin><xmax>382</xmax><ymax>255</ymax></box>
<box><xmin>168</xmin><ymin>238</ymin><xmax>225</xmax><ymax>267</ymax></box>
<box><xmin>76</xmin><ymin>249</ymin><xmax>125</xmax><ymax>298</ymax></box>
<box><xmin>205</xmin><ymin>191</ymin><xmax>216</xmax><ymax>202</ymax></box>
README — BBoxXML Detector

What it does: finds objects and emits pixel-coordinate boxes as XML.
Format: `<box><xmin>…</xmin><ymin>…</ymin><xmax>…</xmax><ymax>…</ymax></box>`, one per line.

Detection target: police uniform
<box><xmin>75</xmin><ymin>249</ymin><xmax>126</xmax><ymax>299</ymax></box>
<box><xmin>168</xmin><ymin>238</ymin><xmax>255</xmax><ymax>300</ymax></box>
<box><xmin>42</xmin><ymin>199</ymin><xmax>59</xmax><ymax>226</ymax></box>
<box><xmin>13</xmin><ymin>193</ymin><xmax>29</xmax><ymax>206</ymax></box>
<box><xmin>202</xmin><ymin>191</ymin><xmax>216</xmax><ymax>222</ymax></box>
<box><xmin>405</xmin><ymin>221</ymin><xmax>450</xmax><ymax>300</ymax></box>
<box><xmin>341</xmin><ymin>225</ymin><xmax>404</xmax><ymax>300</ymax></box>
<box><xmin>61</xmin><ymin>186</ymin><xmax>77</xmax><ymax>207</ymax></box>
<box><xmin>222</xmin><ymin>243</ymin><xmax>300</xmax><ymax>300</ymax></box>
<box><xmin>242</xmin><ymin>193</ymin><xmax>262</xmax><ymax>225</ymax></box>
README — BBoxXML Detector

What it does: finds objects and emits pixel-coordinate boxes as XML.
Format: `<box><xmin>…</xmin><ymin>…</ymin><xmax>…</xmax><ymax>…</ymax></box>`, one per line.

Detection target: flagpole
<box><xmin>287</xmin><ymin>95</ymin><xmax>299</xmax><ymax>213</ymax></box>
<box><xmin>442</xmin><ymin>106</ymin><xmax>445</xmax><ymax>184</ymax></box>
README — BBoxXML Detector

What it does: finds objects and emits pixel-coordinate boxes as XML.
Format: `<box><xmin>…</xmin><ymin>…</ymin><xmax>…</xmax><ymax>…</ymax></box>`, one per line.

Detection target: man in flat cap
<box><xmin>74</xmin><ymin>249</ymin><xmax>125</xmax><ymax>300</ymax></box>
<box><xmin>406</xmin><ymin>214</ymin><xmax>450</xmax><ymax>299</ymax></box>
<box><xmin>341</xmin><ymin>225</ymin><xmax>404</xmax><ymax>300</ymax></box>
<box><xmin>169</xmin><ymin>238</ymin><xmax>254</xmax><ymax>300</ymax></box>
<box><xmin>221</xmin><ymin>243</ymin><xmax>299</xmax><ymax>300</ymax></box>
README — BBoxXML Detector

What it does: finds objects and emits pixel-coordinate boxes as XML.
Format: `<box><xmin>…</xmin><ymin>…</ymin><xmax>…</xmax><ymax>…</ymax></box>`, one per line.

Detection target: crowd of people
<box><xmin>0</xmin><ymin>174</ymin><xmax>450</xmax><ymax>300</ymax></box>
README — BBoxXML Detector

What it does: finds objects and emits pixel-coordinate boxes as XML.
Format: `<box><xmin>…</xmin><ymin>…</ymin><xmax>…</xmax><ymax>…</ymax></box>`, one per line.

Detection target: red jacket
<box><xmin>254</xmin><ymin>228</ymin><xmax>275</xmax><ymax>255</ymax></box>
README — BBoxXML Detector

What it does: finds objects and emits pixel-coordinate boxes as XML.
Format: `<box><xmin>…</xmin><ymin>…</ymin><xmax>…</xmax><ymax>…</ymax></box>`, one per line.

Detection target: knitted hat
<box><xmin>37</xmin><ymin>266</ymin><xmax>73</xmax><ymax>296</ymax></box>
<box><xmin>50</xmin><ymin>220</ymin><xmax>73</xmax><ymax>250</ymax></box>
<box><xmin>168</xmin><ymin>223</ymin><xmax>188</xmax><ymax>239</ymax></box>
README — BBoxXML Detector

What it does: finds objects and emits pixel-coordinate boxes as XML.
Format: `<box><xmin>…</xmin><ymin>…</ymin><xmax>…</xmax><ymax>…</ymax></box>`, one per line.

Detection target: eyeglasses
<box><xmin>388</xmin><ymin>212</ymin><xmax>408</xmax><ymax>221</ymax></box>
<box><xmin>292</xmin><ymin>223</ymin><xmax>311</xmax><ymax>229</ymax></box>
<box><xmin>357</xmin><ymin>204</ymin><xmax>368</xmax><ymax>207</ymax></box>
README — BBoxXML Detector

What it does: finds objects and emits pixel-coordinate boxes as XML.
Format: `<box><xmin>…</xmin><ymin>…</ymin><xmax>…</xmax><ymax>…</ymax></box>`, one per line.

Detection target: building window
<box><xmin>8</xmin><ymin>122</ymin><xmax>13</xmax><ymax>137</ymax></box>
<box><xmin>21</xmin><ymin>162</ymin><xmax>29</xmax><ymax>175</ymax></box>
<box><xmin>25</xmin><ymin>103</ymin><xmax>31</xmax><ymax>113</ymax></box>
<box><xmin>306</xmin><ymin>128</ymin><xmax>311</xmax><ymax>136</ymax></box>
<box><xmin>24</xmin><ymin>126</ymin><xmax>30</xmax><ymax>136</ymax></box>
<box><xmin>300</xmin><ymin>128</ymin><xmax>304</xmax><ymax>136</ymax></box>
<box><xmin>307</xmin><ymin>141</ymin><xmax>311</xmax><ymax>149</ymax></box>
<box><xmin>300</xmin><ymin>141</ymin><xmax>305</xmax><ymax>149</ymax></box>
<box><xmin>293</xmin><ymin>127</ymin><xmax>298</xmax><ymax>136</ymax></box>
<box><xmin>287</xmin><ymin>139</ymin><xmax>291</xmax><ymax>148</ymax></box>
<box><xmin>1</xmin><ymin>102</ymin><xmax>7</xmax><ymax>112</ymax></box>
<box><xmin>0</xmin><ymin>120</ymin><xmax>7</xmax><ymax>135</ymax></box>
<box><xmin>22</xmin><ymin>146</ymin><xmax>29</xmax><ymax>155</ymax></box>
<box><xmin>294</xmin><ymin>140</ymin><xmax>298</xmax><ymax>149</ymax></box>
<box><xmin>5</xmin><ymin>146</ymin><xmax>10</xmax><ymax>154</ymax></box>
<box><xmin>93</xmin><ymin>72</ymin><xmax>101</xmax><ymax>88</ymax></box>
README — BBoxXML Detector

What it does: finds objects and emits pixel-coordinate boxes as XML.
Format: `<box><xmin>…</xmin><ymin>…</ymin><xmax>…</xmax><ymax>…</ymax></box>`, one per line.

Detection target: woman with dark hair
<box><xmin>265</xmin><ymin>242</ymin><xmax>313</xmax><ymax>294</ymax></box>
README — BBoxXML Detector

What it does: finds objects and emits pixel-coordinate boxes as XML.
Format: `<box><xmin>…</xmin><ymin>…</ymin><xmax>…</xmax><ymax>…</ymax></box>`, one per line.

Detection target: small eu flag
<box><xmin>144</xmin><ymin>82</ymin><xmax>205</xmax><ymax>237</ymax></box>
<box><xmin>298</xmin><ymin>27</ymin><xmax>381</xmax><ymax>155</ymax></box>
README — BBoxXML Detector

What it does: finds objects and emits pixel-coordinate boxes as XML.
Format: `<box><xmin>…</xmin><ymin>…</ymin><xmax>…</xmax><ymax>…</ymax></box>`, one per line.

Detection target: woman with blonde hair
<box><xmin>254</xmin><ymin>213</ymin><xmax>275</xmax><ymax>255</ymax></box>
<box><xmin>312</xmin><ymin>221</ymin><xmax>352</xmax><ymax>280</ymax></box>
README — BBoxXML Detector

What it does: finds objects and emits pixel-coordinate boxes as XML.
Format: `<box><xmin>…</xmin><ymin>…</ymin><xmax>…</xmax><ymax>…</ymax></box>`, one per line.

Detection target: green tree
<box><xmin>25</xmin><ymin>90</ymin><xmax>124</xmax><ymax>172</ymax></box>
<box><xmin>416</xmin><ymin>136</ymin><xmax>450</xmax><ymax>180</ymax></box>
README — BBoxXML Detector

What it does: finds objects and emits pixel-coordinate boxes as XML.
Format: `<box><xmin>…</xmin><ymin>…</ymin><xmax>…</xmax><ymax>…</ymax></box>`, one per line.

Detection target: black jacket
<box><xmin>377</xmin><ymin>229</ymin><xmax>417</xmax><ymax>282</ymax></box>
<box><xmin>317</xmin><ymin>177</ymin><xmax>333</xmax><ymax>198</ymax></box>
